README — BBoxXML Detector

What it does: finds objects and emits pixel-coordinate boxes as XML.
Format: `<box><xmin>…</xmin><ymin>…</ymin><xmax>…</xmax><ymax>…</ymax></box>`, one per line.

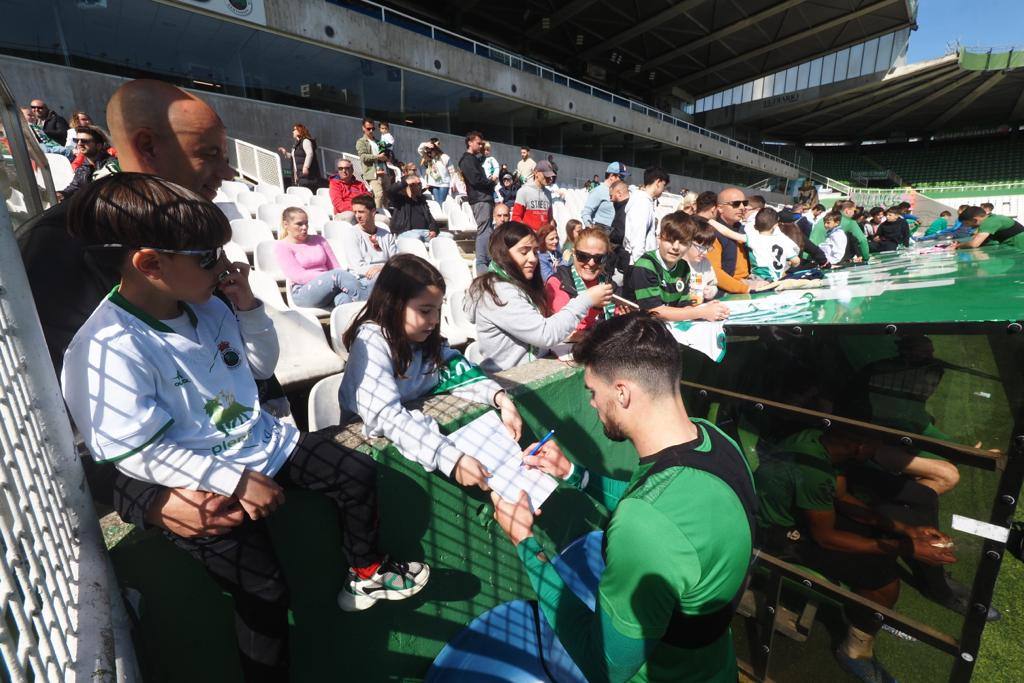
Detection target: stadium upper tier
<box><xmin>809</xmin><ymin>136</ymin><xmax>1024</xmax><ymax>188</ymax></box>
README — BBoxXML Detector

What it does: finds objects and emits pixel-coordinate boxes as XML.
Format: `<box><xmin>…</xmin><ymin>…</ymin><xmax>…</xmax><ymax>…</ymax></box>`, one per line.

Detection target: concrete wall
<box><xmin>1</xmin><ymin>54</ymin><xmax>789</xmax><ymax>201</ymax></box>
<box><xmin>153</xmin><ymin>0</ymin><xmax>798</xmax><ymax>180</ymax></box>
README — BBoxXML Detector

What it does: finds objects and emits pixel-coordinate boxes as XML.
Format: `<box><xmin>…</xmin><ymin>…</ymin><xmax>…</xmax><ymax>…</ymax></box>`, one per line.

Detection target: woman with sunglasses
<box><xmin>466</xmin><ymin>221</ymin><xmax>613</xmax><ymax>372</ymax></box>
<box><xmin>545</xmin><ymin>227</ymin><xmax>618</xmax><ymax>341</ymax></box>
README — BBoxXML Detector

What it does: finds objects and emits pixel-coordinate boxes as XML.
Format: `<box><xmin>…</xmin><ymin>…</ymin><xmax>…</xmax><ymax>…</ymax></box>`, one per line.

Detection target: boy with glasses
<box><xmin>329</xmin><ymin>158</ymin><xmax>371</xmax><ymax>214</ymax></box>
<box><xmin>625</xmin><ymin>212</ymin><xmax>730</xmax><ymax>322</ymax></box>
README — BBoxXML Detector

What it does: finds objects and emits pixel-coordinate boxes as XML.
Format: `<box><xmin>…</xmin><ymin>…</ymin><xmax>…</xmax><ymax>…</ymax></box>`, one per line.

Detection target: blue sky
<box><xmin>906</xmin><ymin>0</ymin><xmax>1024</xmax><ymax>62</ymax></box>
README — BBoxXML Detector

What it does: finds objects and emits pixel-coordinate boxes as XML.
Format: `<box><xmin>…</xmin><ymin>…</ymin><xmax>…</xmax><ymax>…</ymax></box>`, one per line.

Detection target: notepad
<box><xmin>447</xmin><ymin>411</ymin><xmax>558</xmax><ymax>511</ymax></box>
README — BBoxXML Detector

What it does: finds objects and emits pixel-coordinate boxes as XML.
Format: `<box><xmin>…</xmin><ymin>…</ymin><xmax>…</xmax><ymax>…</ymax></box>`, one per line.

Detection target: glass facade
<box><xmin>695</xmin><ymin>29</ymin><xmax>912</xmax><ymax>114</ymax></box>
<box><xmin>0</xmin><ymin>0</ymin><xmax>774</xmax><ymax>186</ymax></box>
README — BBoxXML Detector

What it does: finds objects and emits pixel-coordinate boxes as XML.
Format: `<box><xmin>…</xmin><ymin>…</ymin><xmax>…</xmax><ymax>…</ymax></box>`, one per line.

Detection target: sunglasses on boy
<box><xmin>574</xmin><ymin>249</ymin><xmax>606</xmax><ymax>266</ymax></box>
<box><xmin>92</xmin><ymin>244</ymin><xmax>225</xmax><ymax>270</ymax></box>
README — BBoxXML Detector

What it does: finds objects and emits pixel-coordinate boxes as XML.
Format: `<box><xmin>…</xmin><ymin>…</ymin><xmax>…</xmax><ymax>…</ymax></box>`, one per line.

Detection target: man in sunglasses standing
<box><xmin>328</xmin><ymin>158</ymin><xmax>371</xmax><ymax>214</ymax></box>
<box><xmin>356</xmin><ymin>118</ymin><xmax>388</xmax><ymax>208</ymax></box>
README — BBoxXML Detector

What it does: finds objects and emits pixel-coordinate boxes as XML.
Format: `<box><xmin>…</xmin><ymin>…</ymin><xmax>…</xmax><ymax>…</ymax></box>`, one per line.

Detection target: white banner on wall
<box><xmin>176</xmin><ymin>0</ymin><xmax>267</xmax><ymax>26</ymax></box>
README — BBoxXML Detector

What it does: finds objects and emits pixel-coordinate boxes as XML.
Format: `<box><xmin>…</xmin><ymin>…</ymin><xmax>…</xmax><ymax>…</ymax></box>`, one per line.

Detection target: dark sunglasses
<box><xmin>719</xmin><ymin>200</ymin><xmax>749</xmax><ymax>208</ymax></box>
<box><xmin>337</xmin><ymin>166</ymin><xmax>353</xmax><ymax>171</ymax></box>
<box><xmin>73</xmin><ymin>137</ymin><xmax>95</xmax><ymax>144</ymax></box>
<box><xmin>574</xmin><ymin>249</ymin><xmax>607</xmax><ymax>265</ymax></box>
<box><xmin>30</xmin><ymin>105</ymin><xmax>46</xmax><ymax>110</ymax></box>
<box><xmin>91</xmin><ymin>244</ymin><xmax>225</xmax><ymax>270</ymax></box>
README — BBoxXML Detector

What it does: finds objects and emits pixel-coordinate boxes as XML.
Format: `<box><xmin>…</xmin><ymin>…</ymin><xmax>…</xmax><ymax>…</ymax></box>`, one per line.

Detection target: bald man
<box><xmin>16</xmin><ymin>82</ymin><xmax>295</xmax><ymax>680</ymax></box>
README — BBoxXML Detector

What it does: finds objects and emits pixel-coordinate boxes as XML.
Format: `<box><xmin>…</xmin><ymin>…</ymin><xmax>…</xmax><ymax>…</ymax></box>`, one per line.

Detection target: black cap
<box><xmin>778</xmin><ymin>209</ymin><xmax>800</xmax><ymax>223</ymax></box>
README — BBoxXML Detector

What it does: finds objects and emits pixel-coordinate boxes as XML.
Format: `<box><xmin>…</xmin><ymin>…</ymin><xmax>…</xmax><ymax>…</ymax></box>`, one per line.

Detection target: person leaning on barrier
<box><xmin>491</xmin><ymin>312</ymin><xmax>757</xmax><ymax>683</ymax></box>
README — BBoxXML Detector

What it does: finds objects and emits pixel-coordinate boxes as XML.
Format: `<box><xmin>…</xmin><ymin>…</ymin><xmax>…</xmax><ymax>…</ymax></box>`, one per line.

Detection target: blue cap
<box><xmin>605</xmin><ymin>162</ymin><xmax>629</xmax><ymax>178</ymax></box>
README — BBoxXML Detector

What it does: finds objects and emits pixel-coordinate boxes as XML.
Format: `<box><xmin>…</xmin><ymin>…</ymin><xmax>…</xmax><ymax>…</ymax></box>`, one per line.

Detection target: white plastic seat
<box><xmin>316</xmin><ymin>187</ymin><xmax>332</xmax><ymax>198</ymax></box>
<box><xmin>336</xmin><ymin>210</ymin><xmax>356</xmax><ymax>223</ymax></box>
<box><xmin>274</xmin><ymin>193</ymin><xmax>306</xmax><ymax>207</ymax></box>
<box><xmin>396</xmin><ymin>238</ymin><xmax>431</xmax><ymax>262</ymax></box>
<box><xmin>222</xmin><ymin>241</ymin><xmax>248</xmax><ymax>265</ymax></box>
<box><xmin>426</xmin><ymin>200</ymin><xmax>447</xmax><ymax>223</ymax></box>
<box><xmin>257</xmin><ymin>204</ymin><xmax>289</xmax><ymax>232</ymax></box>
<box><xmin>229</xmin><ymin>219</ymin><xmax>275</xmax><ymax>254</ymax></box>
<box><xmin>329</xmin><ymin>301</ymin><xmax>368</xmax><ymax>358</ymax></box>
<box><xmin>263</xmin><ymin>308</ymin><xmax>343</xmax><ymax>390</ymax></box>
<box><xmin>307</xmin><ymin>372</ymin><xmax>345</xmax><ymax>431</ymax></box>
<box><xmin>44</xmin><ymin>153</ymin><xmax>74</xmax><ymax>190</ymax></box>
<box><xmin>285</xmin><ymin>280</ymin><xmax>332</xmax><ymax>318</ymax></box>
<box><xmin>429</xmin><ymin>236</ymin><xmax>463</xmax><ymax>262</ymax></box>
<box><xmin>305</xmin><ymin>205</ymin><xmax>331</xmax><ymax>232</ymax></box>
<box><xmin>286</xmin><ymin>186</ymin><xmax>314</xmax><ymax>200</ymax></box>
<box><xmin>322</xmin><ymin>221</ymin><xmax>354</xmax><ymax>241</ymax></box>
<box><xmin>248</xmin><ymin>269</ymin><xmax>286</xmax><ymax>310</ymax></box>
<box><xmin>255</xmin><ymin>184</ymin><xmax>282</xmax><ymax>198</ymax></box>
<box><xmin>253</xmin><ymin>240</ymin><xmax>285</xmax><ymax>280</ymax></box>
<box><xmin>216</xmin><ymin>201</ymin><xmax>245</xmax><ymax>222</ymax></box>
<box><xmin>310</xmin><ymin>194</ymin><xmax>335</xmax><ymax>211</ymax></box>
<box><xmin>437</xmin><ymin>257</ymin><xmax>473</xmax><ymax>290</ymax></box>
<box><xmin>445</xmin><ymin>288</ymin><xmax>477</xmax><ymax>342</ymax></box>
<box><xmin>440</xmin><ymin>304</ymin><xmax>469</xmax><ymax>347</ymax></box>
<box><xmin>234</xmin><ymin>192</ymin><xmax>267</xmax><ymax>218</ymax></box>
<box><xmin>219</xmin><ymin>180</ymin><xmax>249</xmax><ymax>200</ymax></box>
<box><xmin>213</xmin><ymin>189</ymin><xmax>231</xmax><ymax>203</ymax></box>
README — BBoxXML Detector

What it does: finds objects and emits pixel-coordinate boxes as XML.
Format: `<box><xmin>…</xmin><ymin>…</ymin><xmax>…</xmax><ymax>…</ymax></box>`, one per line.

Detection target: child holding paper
<box><xmin>339</xmin><ymin>254</ymin><xmax>523</xmax><ymax>490</ymax></box>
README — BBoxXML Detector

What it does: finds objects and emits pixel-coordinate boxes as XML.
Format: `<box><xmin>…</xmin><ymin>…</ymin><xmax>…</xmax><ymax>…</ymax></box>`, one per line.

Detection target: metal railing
<box><xmin>229</xmin><ymin>136</ymin><xmax>285</xmax><ymax>189</ymax></box>
<box><xmin>0</xmin><ymin>71</ymin><xmax>137</xmax><ymax>682</ymax></box>
<box><xmin>335</xmin><ymin>0</ymin><xmax>797</xmax><ymax>172</ymax></box>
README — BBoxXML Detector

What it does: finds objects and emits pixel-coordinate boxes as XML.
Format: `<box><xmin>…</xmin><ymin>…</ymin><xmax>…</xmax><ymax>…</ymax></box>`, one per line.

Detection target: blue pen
<box><xmin>529</xmin><ymin>429</ymin><xmax>556</xmax><ymax>456</ymax></box>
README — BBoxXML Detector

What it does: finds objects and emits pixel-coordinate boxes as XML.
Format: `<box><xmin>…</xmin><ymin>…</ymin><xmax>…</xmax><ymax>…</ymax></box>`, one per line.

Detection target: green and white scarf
<box><xmin>569</xmin><ymin>265</ymin><xmax>615</xmax><ymax>320</ymax></box>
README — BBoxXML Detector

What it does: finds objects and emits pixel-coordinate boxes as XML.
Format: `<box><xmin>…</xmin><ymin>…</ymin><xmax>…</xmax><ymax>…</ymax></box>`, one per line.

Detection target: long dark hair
<box><xmin>468</xmin><ymin>221</ymin><xmax>549</xmax><ymax>314</ymax></box>
<box><xmin>343</xmin><ymin>254</ymin><xmax>447</xmax><ymax>377</ymax></box>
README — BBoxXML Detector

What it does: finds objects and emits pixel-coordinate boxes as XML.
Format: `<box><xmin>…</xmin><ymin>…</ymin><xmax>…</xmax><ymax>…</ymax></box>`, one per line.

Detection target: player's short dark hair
<box><xmin>68</xmin><ymin>172</ymin><xmax>230</xmax><ymax>273</ymax></box>
<box><xmin>695</xmin><ymin>190</ymin><xmax>718</xmax><ymax>213</ymax></box>
<box><xmin>660</xmin><ymin>211</ymin><xmax>716</xmax><ymax>246</ymax></box>
<box><xmin>960</xmin><ymin>206</ymin><xmax>986</xmax><ymax>223</ymax></box>
<box><xmin>573</xmin><ymin>311</ymin><xmax>681</xmax><ymax>395</ymax></box>
<box><xmin>748</xmin><ymin>195</ymin><xmax>766</xmax><ymax>210</ymax></box>
<box><xmin>351</xmin><ymin>194</ymin><xmax>375</xmax><ymax>212</ymax></box>
<box><xmin>980</xmin><ymin>202</ymin><xmax>994</xmax><ymax>211</ymax></box>
<box><xmin>643</xmin><ymin>167</ymin><xmax>669</xmax><ymax>186</ymax></box>
<box><xmin>754</xmin><ymin>207</ymin><xmax>779</xmax><ymax>233</ymax></box>
<box><xmin>465</xmin><ymin>130</ymin><xmax>483</xmax><ymax>147</ymax></box>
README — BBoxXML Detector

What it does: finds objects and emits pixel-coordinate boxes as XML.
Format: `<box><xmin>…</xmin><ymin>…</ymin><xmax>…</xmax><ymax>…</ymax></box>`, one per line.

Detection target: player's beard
<box><xmin>599</xmin><ymin>405</ymin><xmax>627</xmax><ymax>443</ymax></box>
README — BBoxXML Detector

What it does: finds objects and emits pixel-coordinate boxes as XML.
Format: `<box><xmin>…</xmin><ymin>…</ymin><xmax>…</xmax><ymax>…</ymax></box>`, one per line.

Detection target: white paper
<box><xmin>447</xmin><ymin>411</ymin><xmax>558</xmax><ymax>511</ymax></box>
<box><xmin>951</xmin><ymin>514</ymin><xmax>1010</xmax><ymax>543</ymax></box>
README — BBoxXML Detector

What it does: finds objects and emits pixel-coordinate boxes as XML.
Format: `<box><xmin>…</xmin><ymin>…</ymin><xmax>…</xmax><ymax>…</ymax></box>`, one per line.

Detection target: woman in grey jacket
<box><xmin>465</xmin><ymin>222</ymin><xmax>613</xmax><ymax>372</ymax></box>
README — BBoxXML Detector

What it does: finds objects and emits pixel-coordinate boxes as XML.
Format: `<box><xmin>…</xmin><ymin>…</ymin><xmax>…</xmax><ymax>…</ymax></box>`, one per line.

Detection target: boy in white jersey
<box><xmin>746</xmin><ymin>207</ymin><xmax>800</xmax><ymax>282</ymax></box>
<box><xmin>60</xmin><ymin>174</ymin><xmax>429</xmax><ymax>679</ymax></box>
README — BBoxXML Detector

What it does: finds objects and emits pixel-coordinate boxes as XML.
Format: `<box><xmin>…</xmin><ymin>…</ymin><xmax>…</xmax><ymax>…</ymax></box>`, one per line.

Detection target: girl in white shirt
<box><xmin>340</xmin><ymin>254</ymin><xmax>523</xmax><ymax>490</ymax></box>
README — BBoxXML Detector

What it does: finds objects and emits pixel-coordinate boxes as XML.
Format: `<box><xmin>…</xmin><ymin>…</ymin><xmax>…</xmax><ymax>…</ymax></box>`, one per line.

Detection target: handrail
<box><xmin>0</xmin><ymin>71</ymin><xmax>53</xmax><ymax>215</ymax></box>
<box><xmin>337</xmin><ymin>0</ymin><xmax>797</xmax><ymax>172</ymax></box>
<box><xmin>229</xmin><ymin>136</ymin><xmax>284</xmax><ymax>189</ymax></box>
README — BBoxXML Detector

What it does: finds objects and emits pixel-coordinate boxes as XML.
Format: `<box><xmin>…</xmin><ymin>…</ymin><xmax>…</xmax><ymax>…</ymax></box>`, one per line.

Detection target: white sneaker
<box><xmin>337</xmin><ymin>557</ymin><xmax>430</xmax><ymax>612</ymax></box>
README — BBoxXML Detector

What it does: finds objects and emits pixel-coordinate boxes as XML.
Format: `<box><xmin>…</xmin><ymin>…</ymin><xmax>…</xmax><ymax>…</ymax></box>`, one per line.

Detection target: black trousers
<box><xmin>168</xmin><ymin>431</ymin><xmax>380</xmax><ymax>682</ymax></box>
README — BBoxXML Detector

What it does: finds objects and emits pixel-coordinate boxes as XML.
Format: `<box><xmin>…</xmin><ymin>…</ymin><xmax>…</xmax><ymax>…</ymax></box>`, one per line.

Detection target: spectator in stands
<box><xmin>585</xmin><ymin>174</ymin><xmax>600</xmax><ymax>191</ymax></box>
<box><xmin>820</xmin><ymin>211</ymin><xmax>848</xmax><ymax>265</ymax></box>
<box><xmin>676</xmin><ymin>190</ymin><xmax>698</xmax><ymax>215</ymax></box>
<box><xmin>277</xmin><ymin>124</ymin><xmax>322</xmax><ymax>190</ymax></box>
<box><xmin>459</xmin><ymin>130</ymin><xmax>496</xmax><ymax>271</ymax></box>
<box><xmin>626</xmin><ymin>212</ymin><xmax>729</xmax><ymax>321</ymax></box>
<box><xmin>685</xmin><ymin>217</ymin><xmax>720</xmax><ymax>301</ymax></box>
<box><xmin>275</xmin><ymin>207</ymin><xmax>366</xmax><ymax>308</ymax></box>
<box><xmin>924</xmin><ymin>210</ymin><xmax>954</xmax><ymax>237</ymax></box>
<box><xmin>778</xmin><ymin>209</ymin><xmax>828</xmax><ymax>269</ymax></box>
<box><xmin>386</xmin><ymin>169</ymin><xmax>439</xmax><ymax>242</ymax></box>
<box><xmin>545</xmin><ymin>154</ymin><xmax>559</xmax><ymax>175</ymax></box>
<box><xmin>21</xmin><ymin>105</ymin><xmax>74</xmax><ymax>159</ymax></box>
<box><xmin>707</xmin><ymin>187</ymin><xmax>760</xmax><ymax>294</ymax></box>
<box><xmin>622</xmin><ymin>167</ymin><xmax>669</xmax><ymax>265</ymax></box>
<box><xmin>811</xmin><ymin>203</ymin><xmax>826</xmax><ymax>223</ymax></box>
<box><xmin>810</xmin><ymin>200</ymin><xmax>870</xmax><ymax>262</ymax></box>
<box><xmin>870</xmin><ymin>206</ymin><xmax>909</xmax><ymax>252</ymax></box>
<box><xmin>512</xmin><ymin>160</ymin><xmax>555</xmax><ymax>230</ymax></box>
<box><xmin>466</xmin><ymin>221</ymin><xmax>612</xmax><ymax>372</ymax></box>
<box><xmin>755</xmin><ymin>428</ymin><xmax>955</xmax><ymax>683</ymax></box>
<box><xmin>516</xmin><ymin>146</ymin><xmax>536</xmax><ymax>184</ymax></box>
<box><xmin>980</xmin><ymin>202</ymin><xmax>994</xmax><ymax>216</ymax></box>
<box><xmin>341</xmin><ymin>195</ymin><xmax>397</xmax><ymax>282</ymax></box>
<box><xmin>954</xmin><ymin>206</ymin><xmax>1024</xmax><ymax>252</ymax></box>
<box><xmin>449</xmin><ymin>167</ymin><xmax>467</xmax><ymax>201</ymax></box>
<box><xmin>482</xmin><ymin>142</ymin><xmax>500</xmax><ymax>183</ymax></box>
<box><xmin>30</xmin><ymin>99</ymin><xmax>69</xmax><ymax>145</ymax></box>
<box><xmin>356</xmin><ymin>118</ymin><xmax>387</xmax><ymax>207</ymax></box>
<box><xmin>561</xmin><ymin>218</ymin><xmax>583</xmax><ymax>265</ymax></box>
<box><xmin>340</xmin><ymin>254</ymin><xmax>522</xmax><ymax>492</ymax></box>
<box><xmin>493</xmin><ymin>202</ymin><xmax>510</xmax><ymax>228</ymax></box>
<box><xmin>545</xmin><ymin>226</ymin><xmax>617</xmax><ymax>340</ymax></box>
<box><xmin>863</xmin><ymin>206</ymin><xmax>884</xmax><ymax>238</ymax></box>
<box><xmin>497</xmin><ymin>170</ymin><xmax>518</xmax><ymax>209</ymax></box>
<box><xmin>377</xmin><ymin>121</ymin><xmax>395</xmax><ymax>162</ymax></box>
<box><xmin>789</xmin><ymin>202</ymin><xmax>814</xmax><ymax>237</ymax></box>
<box><xmin>492</xmin><ymin>312</ymin><xmax>756</xmax><ymax>683</ymax></box>
<box><xmin>62</xmin><ymin>174</ymin><xmax>430</xmax><ymax>673</ymax></box>
<box><xmin>328</xmin><ymin>158</ymin><xmax>371</xmax><ymax>214</ymax></box>
<box><xmin>420</xmin><ymin>138</ymin><xmax>453</xmax><ymax>205</ymax></box>
<box><xmin>743</xmin><ymin>194</ymin><xmax>766</xmax><ymax>231</ymax></box>
<box><xmin>64</xmin><ymin>111</ymin><xmax>93</xmax><ymax>148</ymax></box>
<box><xmin>607</xmin><ymin>180</ymin><xmax>632</xmax><ymax>275</ymax></box>
<box><xmin>797</xmin><ymin>178</ymin><xmax>818</xmax><ymax>208</ymax></box>
<box><xmin>744</xmin><ymin>207</ymin><xmax>800</xmax><ymax>282</ymax></box>
<box><xmin>692</xmin><ymin>190</ymin><xmax>717</xmax><ymax>221</ymax></box>
<box><xmin>580</xmin><ymin>161</ymin><xmax>629</xmax><ymax>231</ymax></box>
<box><xmin>59</xmin><ymin>126</ymin><xmax>117</xmax><ymax>201</ymax></box>
<box><xmin>535</xmin><ymin>222</ymin><xmax>562</xmax><ymax>281</ymax></box>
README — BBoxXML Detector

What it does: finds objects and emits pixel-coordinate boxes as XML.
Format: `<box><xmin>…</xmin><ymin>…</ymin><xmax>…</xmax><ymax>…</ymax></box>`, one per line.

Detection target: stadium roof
<box><xmin>378</xmin><ymin>0</ymin><xmax>918</xmax><ymax>100</ymax></box>
<box><xmin>738</xmin><ymin>50</ymin><xmax>1024</xmax><ymax>141</ymax></box>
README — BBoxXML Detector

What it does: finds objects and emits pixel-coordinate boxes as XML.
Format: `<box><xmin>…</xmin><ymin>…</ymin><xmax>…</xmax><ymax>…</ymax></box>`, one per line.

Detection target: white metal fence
<box><xmin>231</xmin><ymin>136</ymin><xmax>285</xmax><ymax>189</ymax></box>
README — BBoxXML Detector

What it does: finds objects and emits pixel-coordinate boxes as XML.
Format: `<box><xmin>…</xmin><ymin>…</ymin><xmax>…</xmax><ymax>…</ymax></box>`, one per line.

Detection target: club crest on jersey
<box><xmin>217</xmin><ymin>340</ymin><xmax>241</xmax><ymax>368</ymax></box>
<box><xmin>675</xmin><ymin>279</ymin><xmax>686</xmax><ymax>293</ymax></box>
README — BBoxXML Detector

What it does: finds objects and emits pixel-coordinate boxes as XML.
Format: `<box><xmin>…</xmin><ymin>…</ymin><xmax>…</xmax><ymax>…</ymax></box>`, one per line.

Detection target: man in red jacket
<box><xmin>329</xmin><ymin>158</ymin><xmax>371</xmax><ymax>214</ymax></box>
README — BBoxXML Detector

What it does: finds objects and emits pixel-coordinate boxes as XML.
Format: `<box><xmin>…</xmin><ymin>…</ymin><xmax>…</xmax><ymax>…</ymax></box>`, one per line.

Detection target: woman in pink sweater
<box><xmin>274</xmin><ymin>207</ymin><xmax>369</xmax><ymax>308</ymax></box>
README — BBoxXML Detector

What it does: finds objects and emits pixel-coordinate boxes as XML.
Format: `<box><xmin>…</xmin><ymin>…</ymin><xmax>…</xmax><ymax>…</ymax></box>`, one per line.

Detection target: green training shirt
<box><xmin>625</xmin><ymin>250</ymin><xmax>691</xmax><ymax>310</ymax></box>
<box><xmin>979</xmin><ymin>213</ymin><xmax>1024</xmax><ymax>250</ymax></box>
<box><xmin>754</xmin><ymin>429</ymin><xmax>836</xmax><ymax>530</ymax></box>
<box><xmin>517</xmin><ymin>420</ymin><xmax>753</xmax><ymax>682</ymax></box>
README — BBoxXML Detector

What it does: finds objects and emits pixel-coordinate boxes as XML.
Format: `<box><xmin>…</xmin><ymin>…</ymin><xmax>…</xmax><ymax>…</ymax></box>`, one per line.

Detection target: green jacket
<box><xmin>355</xmin><ymin>135</ymin><xmax>379</xmax><ymax>183</ymax></box>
